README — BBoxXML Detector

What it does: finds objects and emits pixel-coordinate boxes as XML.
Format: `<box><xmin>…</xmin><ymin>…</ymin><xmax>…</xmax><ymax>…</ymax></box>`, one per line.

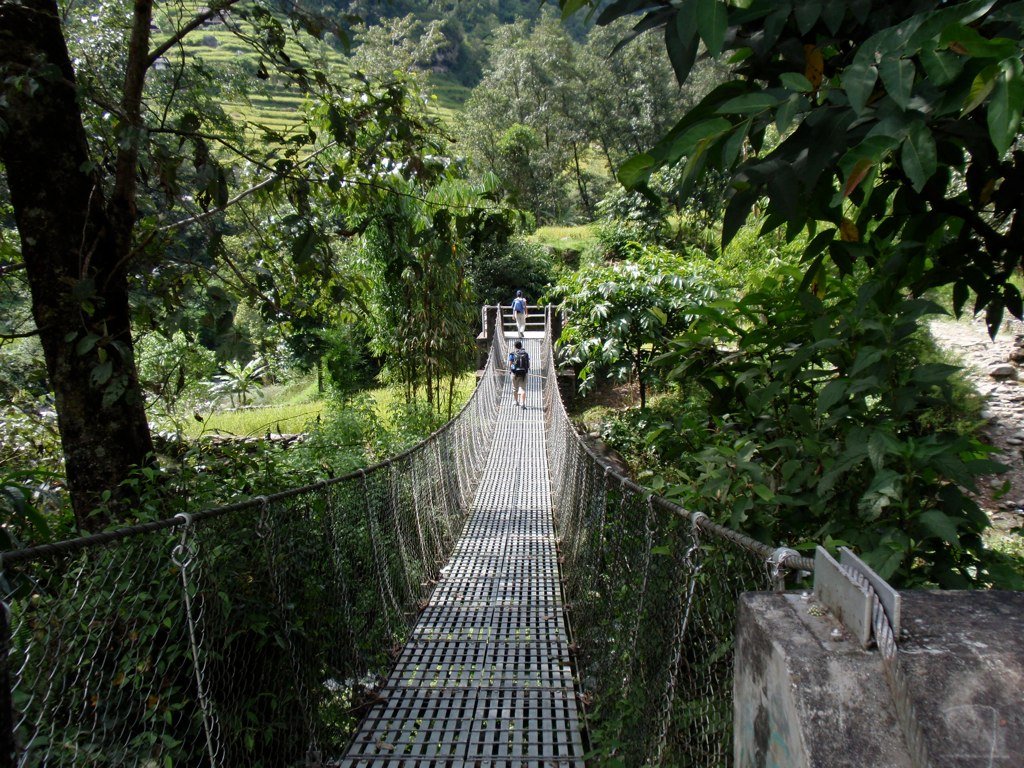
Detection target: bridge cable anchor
<box><xmin>813</xmin><ymin>545</ymin><xmax>900</xmax><ymax>649</ymax></box>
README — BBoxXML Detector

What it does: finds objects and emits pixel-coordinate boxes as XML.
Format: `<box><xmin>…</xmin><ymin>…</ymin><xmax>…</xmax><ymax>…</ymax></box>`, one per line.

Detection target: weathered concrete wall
<box><xmin>734</xmin><ymin>590</ymin><xmax>1024</xmax><ymax>767</ymax></box>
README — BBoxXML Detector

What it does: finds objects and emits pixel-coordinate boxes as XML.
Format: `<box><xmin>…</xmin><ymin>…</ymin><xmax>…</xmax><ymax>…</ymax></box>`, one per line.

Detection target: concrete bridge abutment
<box><xmin>734</xmin><ymin>589</ymin><xmax>1024</xmax><ymax>767</ymax></box>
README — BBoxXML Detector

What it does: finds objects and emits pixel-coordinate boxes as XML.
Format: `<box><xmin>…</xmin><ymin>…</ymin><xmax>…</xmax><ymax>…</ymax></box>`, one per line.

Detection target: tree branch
<box><xmin>156</xmin><ymin>141</ymin><xmax>338</xmax><ymax>232</ymax></box>
<box><xmin>0</xmin><ymin>327</ymin><xmax>41</xmax><ymax>340</ymax></box>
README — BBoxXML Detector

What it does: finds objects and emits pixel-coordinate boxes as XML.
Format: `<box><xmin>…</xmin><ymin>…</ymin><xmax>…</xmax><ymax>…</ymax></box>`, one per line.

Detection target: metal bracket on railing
<box><xmin>814</xmin><ymin>546</ymin><xmax>901</xmax><ymax>649</ymax></box>
<box><xmin>768</xmin><ymin>546</ymin><xmax>801</xmax><ymax>591</ymax></box>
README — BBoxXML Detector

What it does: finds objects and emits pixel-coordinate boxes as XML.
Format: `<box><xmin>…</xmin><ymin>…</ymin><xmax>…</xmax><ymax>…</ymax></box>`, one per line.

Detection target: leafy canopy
<box><xmin>570</xmin><ymin>0</ymin><xmax>1024</xmax><ymax>333</ymax></box>
<box><xmin>553</xmin><ymin>244</ymin><xmax>719</xmax><ymax>407</ymax></box>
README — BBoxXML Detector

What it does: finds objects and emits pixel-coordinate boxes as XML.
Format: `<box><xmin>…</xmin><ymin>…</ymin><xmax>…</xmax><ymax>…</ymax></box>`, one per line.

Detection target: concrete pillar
<box><xmin>734</xmin><ymin>590</ymin><xmax>1024</xmax><ymax>767</ymax></box>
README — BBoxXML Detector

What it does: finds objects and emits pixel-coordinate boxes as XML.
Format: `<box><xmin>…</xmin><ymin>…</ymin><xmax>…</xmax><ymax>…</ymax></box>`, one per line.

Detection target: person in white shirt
<box><xmin>512</xmin><ymin>290</ymin><xmax>527</xmax><ymax>336</ymax></box>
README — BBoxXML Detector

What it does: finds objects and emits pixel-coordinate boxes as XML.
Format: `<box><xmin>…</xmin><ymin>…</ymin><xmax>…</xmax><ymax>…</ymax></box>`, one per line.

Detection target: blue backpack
<box><xmin>512</xmin><ymin>297</ymin><xmax>526</xmax><ymax>313</ymax></box>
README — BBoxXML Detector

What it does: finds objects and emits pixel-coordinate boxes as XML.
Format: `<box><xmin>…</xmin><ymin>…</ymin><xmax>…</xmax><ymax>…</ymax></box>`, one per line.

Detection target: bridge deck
<box><xmin>340</xmin><ymin>334</ymin><xmax>586</xmax><ymax>768</ymax></box>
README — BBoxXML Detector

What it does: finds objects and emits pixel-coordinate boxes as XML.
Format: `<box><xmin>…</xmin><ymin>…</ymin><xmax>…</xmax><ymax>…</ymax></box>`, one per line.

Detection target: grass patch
<box><xmin>184</xmin><ymin>372</ymin><xmax>478</xmax><ymax>438</ymax></box>
<box><xmin>986</xmin><ymin>530</ymin><xmax>1024</xmax><ymax>578</ymax></box>
<box><xmin>528</xmin><ymin>224</ymin><xmax>598</xmax><ymax>252</ymax></box>
<box><xmin>427</xmin><ymin>74</ymin><xmax>472</xmax><ymax>116</ymax></box>
<box><xmin>369</xmin><ymin>373</ymin><xmax>478</xmax><ymax>427</ymax></box>
<box><xmin>190</xmin><ymin>401</ymin><xmax>327</xmax><ymax>438</ymax></box>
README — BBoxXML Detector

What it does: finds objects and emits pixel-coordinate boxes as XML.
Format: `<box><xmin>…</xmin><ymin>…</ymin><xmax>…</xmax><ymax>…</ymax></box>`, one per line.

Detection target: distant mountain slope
<box><xmin>326</xmin><ymin>0</ymin><xmax>597</xmax><ymax>84</ymax></box>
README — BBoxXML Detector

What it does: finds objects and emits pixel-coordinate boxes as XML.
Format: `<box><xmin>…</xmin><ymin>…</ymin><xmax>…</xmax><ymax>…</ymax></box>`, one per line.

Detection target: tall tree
<box><xmin>0</xmin><ymin>0</ymin><xmax>355</xmax><ymax>528</ymax></box>
<box><xmin>1</xmin><ymin>0</ymin><xmax>161</xmax><ymax>528</ymax></box>
<box><xmin>458</xmin><ymin>17</ymin><xmax>579</xmax><ymax>220</ymax></box>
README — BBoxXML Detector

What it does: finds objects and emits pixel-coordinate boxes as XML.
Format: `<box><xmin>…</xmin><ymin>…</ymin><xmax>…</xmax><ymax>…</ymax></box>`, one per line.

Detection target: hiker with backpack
<box><xmin>509</xmin><ymin>339</ymin><xmax>530</xmax><ymax>409</ymax></box>
<box><xmin>511</xmin><ymin>290</ymin><xmax>527</xmax><ymax>336</ymax></box>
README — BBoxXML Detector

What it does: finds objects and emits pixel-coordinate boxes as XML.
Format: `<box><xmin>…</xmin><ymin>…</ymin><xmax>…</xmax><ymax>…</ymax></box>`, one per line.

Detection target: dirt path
<box><xmin>928</xmin><ymin>315</ymin><xmax>1024</xmax><ymax>533</ymax></box>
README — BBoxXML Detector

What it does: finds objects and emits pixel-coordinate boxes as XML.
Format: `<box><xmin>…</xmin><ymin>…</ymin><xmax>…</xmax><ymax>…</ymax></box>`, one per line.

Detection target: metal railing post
<box><xmin>0</xmin><ymin>600</ymin><xmax>14</xmax><ymax>768</ymax></box>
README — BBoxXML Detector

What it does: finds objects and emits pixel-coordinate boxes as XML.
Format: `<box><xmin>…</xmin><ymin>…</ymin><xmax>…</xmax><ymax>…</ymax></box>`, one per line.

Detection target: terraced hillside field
<box><xmin>153</xmin><ymin>5</ymin><xmax>469</xmax><ymax>133</ymax></box>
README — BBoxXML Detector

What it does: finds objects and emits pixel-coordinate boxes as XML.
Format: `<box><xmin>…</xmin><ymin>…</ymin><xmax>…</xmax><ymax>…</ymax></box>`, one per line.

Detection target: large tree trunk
<box><xmin>1</xmin><ymin>0</ymin><xmax>155</xmax><ymax>530</ymax></box>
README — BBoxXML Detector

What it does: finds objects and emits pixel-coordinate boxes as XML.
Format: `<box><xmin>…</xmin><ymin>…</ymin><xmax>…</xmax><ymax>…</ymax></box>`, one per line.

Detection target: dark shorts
<box><xmin>512</xmin><ymin>373</ymin><xmax>527</xmax><ymax>391</ymax></box>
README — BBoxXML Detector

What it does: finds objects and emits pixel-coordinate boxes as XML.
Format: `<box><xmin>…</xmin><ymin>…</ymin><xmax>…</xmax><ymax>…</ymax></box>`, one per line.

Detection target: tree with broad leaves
<box><xmin>553</xmin><ymin>244</ymin><xmax>719</xmax><ymax>408</ymax></box>
<box><xmin>557</xmin><ymin>0</ymin><xmax>1024</xmax><ymax>586</ymax></box>
<box><xmin>561</xmin><ymin>0</ymin><xmax>1023</xmax><ymax>332</ymax></box>
<box><xmin>0</xmin><ymin>0</ymin><xmax>391</xmax><ymax>529</ymax></box>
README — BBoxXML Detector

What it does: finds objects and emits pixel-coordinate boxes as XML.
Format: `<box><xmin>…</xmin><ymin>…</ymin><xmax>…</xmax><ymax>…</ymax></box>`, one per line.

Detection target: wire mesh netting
<box><xmin>540</xmin><ymin>307</ymin><xmax>811</xmax><ymax>767</ymax></box>
<box><xmin>0</xmin><ymin>335</ymin><xmax>507</xmax><ymax>767</ymax></box>
<box><xmin>0</xmin><ymin>307</ymin><xmax>814</xmax><ymax>767</ymax></box>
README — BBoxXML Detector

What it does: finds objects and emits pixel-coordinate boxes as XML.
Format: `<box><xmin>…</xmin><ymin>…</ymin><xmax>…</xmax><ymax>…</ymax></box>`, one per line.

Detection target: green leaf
<box><xmin>816</xmin><ymin>378</ymin><xmax>847</xmax><ymax>414</ymax></box>
<box><xmin>90</xmin><ymin>360</ymin><xmax>113</xmax><ymax>387</ymax></box>
<box><xmin>863</xmin><ymin>546</ymin><xmax>904</xmax><ymax>580</ymax></box>
<box><xmin>987</xmin><ymin>69</ymin><xmax>1024</xmax><ymax>156</ymax></box>
<box><xmin>780</xmin><ymin>72</ymin><xmax>814</xmax><ymax>93</ymax></box>
<box><xmin>667</xmin><ymin>5</ymin><xmax>700</xmax><ymax>84</ymax></box>
<box><xmin>963</xmin><ymin>65</ymin><xmax>999</xmax><ymax>115</ymax></box>
<box><xmin>794</xmin><ymin>0</ymin><xmax>821</xmax><ymax>35</ymax></box>
<box><xmin>900</xmin><ymin>121</ymin><xmax>937</xmax><ymax>192</ymax></box>
<box><xmin>911</xmin><ymin>363</ymin><xmax>960</xmax><ymax>385</ymax></box>
<box><xmin>918</xmin><ymin>509</ymin><xmax>961</xmax><ymax>546</ymax></box>
<box><xmin>720</xmin><ymin>119</ymin><xmax>750</xmax><ymax>167</ymax></box>
<box><xmin>842</xmin><ymin>61</ymin><xmax>877</xmax><ymax>115</ymax></box>
<box><xmin>561</xmin><ymin>0</ymin><xmax>590</xmax><ymax>20</ymax></box>
<box><xmin>879</xmin><ymin>57</ymin><xmax>915</xmax><ymax>110</ymax></box>
<box><xmin>940</xmin><ymin>24</ymin><xmax>1019</xmax><ymax>59</ymax></box>
<box><xmin>75</xmin><ymin>333</ymin><xmax>100</xmax><ymax>356</ymax></box>
<box><xmin>919</xmin><ymin>47</ymin><xmax>963</xmax><ymax>86</ymax></box>
<box><xmin>775</xmin><ymin>94</ymin><xmax>802</xmax><ymax>133</ymax></box>
<box><xmin>851</xmin><ymin>346</ymin><xmax>885</xmax><ymax>375</ymax></box>
<box><xmin>617</xmin><ymin>153</ymin><xmax>656</xmax><ymax>188</ymax></box>
<box><xmin>752</xmin><ymin>484</ymin><xmax>774</xmax><ymax>501</ymax></box>
<box><xmin>866</xmin><ymin>431</ymin><xmax>889</xmax><ymax>472</ymax></box>
<box><xmin>291</xmin><ymin>226</ymin><xmax>318</xmax><ymax>265</ymax></box>
<box><xmin>717</xmin><ymin>92</ymin><xmax>781</xmax><ymax>114</ymax></box>
<box><xmin>821</xmin><ymin>0</ymin><xmax>845</xmax><ymax>33</ymax></box>
<box><xmin>667</xmin><ymin>117</ymin><xmax>732</xmax><ymax>161</ymax></box>
<box><xmin>696</xmin><ymin>0</ymin><xmax>728</xmax><ymax>57</ymax></box>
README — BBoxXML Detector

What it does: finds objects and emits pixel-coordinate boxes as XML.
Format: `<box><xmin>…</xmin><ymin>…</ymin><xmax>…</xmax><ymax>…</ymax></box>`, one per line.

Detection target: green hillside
<box><xmin>153</xmin><ymin>6</ymin><xmax>473</xmax><ymax>134</ymax></box>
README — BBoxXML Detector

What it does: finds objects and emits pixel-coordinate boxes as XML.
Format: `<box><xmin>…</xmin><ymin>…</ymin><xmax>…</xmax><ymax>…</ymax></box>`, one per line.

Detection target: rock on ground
<box><xmin>928</xmin><ymin>314</ymin><xmax>1024</xmax><ymax>534</ymax></box>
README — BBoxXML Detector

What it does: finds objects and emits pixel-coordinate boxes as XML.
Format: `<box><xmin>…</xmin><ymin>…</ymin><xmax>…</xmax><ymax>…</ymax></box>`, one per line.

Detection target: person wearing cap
<box><xmin>511</xmin><ymin>290</ymin><xmax>527</xmax><ymax>337</ymax></box>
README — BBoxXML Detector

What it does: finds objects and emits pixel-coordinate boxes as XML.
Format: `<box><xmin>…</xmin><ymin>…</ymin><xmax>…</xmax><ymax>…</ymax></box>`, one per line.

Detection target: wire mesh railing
<box><xmin>1</xmin><ymin>307</ymin><xmax>818</xmax><ymax>767</ymax></box>
<box><xmin>539</xmin><ymin>305</ymin><xmax>813</xmax><ymax>767</ymax></box>
<box><xmin>0</xmin><ymin>334</ymin><xmax>508</xmax><ymax>768</ymax></box>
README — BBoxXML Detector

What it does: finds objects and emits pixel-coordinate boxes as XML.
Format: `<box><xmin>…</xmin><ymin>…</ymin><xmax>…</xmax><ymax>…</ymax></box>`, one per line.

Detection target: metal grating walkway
<box><xmin>340</xmin><ymin>334</ymin><xmax>585</xmax><ymax>768</ymax></box>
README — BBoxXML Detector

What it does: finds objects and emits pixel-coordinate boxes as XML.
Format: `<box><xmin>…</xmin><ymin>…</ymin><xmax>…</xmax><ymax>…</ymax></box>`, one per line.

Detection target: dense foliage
<box><xmin>457</xmin><ymin>14</ymin><xmax>725</xmax><ymax>223</ymax></box>
<box><xmin>554</xmin><ymin>244</ymin><xmax>719</xmax><ymax>407</ymax></box>
<box><xmin>555</xmin><ymin>0</ymin><xmax>1023</xmax><ymax>587</ymax></box>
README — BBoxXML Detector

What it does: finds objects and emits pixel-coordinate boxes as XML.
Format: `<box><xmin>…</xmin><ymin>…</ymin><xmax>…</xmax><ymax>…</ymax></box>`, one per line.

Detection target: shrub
<box><xmin>469</xmin><ymin>236</ymin><xmax>555</xmax><ymax>308</ymax></box>
<box><xmin>649</xmin><ymin>271</ymin><xmax>1021</xmax><ymax>588</ymax></box>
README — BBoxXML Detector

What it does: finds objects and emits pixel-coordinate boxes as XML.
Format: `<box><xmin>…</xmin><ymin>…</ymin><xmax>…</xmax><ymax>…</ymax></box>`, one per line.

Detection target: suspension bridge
<box><xmin>0</xmin><ymin>306</ymin><xmax>813</xmax><ymax>767</ymax></box>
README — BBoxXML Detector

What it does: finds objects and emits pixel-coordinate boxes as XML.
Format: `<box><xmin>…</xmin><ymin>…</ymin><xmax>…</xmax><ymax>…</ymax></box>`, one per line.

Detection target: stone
<box><xmin>989</xmin><ymin>364</ymin><xmax>1018</xmax><ymax>379</ymax></box>
<box><xmin>734</xmin><ymin>591</ymin><xmax>1024</xmax><ymax>767</ymax></box>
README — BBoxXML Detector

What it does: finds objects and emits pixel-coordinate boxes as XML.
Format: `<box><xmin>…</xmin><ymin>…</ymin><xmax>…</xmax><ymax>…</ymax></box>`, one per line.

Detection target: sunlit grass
<box><xmin>183</xmin><ymin>373</ymin><xmax>478</xmax><ymax>438</ymax></box>
<box><xmin>529</xmin><ymin>224</ymin><xmax>598</xmax><ymax>251</ymax></box>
